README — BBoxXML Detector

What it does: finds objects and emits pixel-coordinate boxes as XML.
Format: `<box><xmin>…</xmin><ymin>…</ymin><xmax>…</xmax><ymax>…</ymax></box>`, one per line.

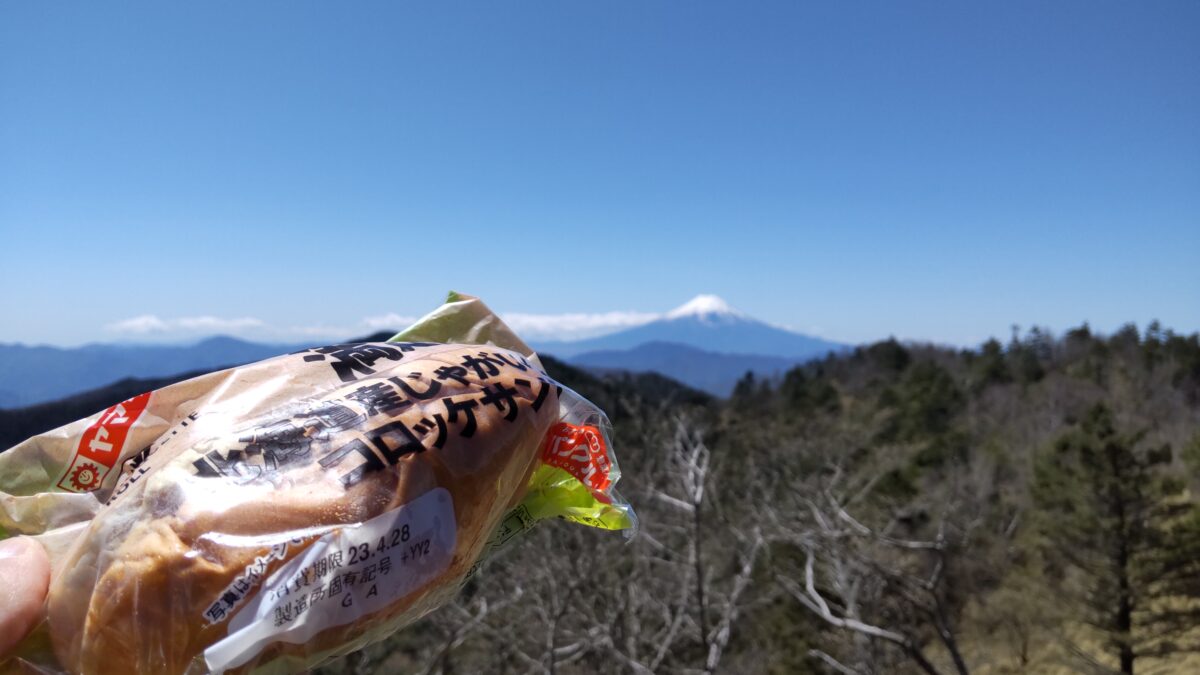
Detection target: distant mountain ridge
<box><xmin>570</xmin><ymin>340</ymin><xmax>808</xmax><ymax>396</ymax></box>
<box><xmin>0</xmin><ymin>367</ymin><xmax>226</xmax><ymax>449</ymax></box>
<box><xmin>530</xmin><ymin>295</ymin><xmax>845</xmax><ymax>395</ymax></box>
<box><xmin>0</xmin><ymin>296</ymin><xmax>844</xmax><ymax>406</ymax></box>
<box><xmin>0</xmin><ymin>337</ymin><xmax>299</xmax><ymax>408</ymax></box>
<box><xmin>534</xmin><ymin>294</ymin><xmax>844</xmax><ymax>359</ymax></box>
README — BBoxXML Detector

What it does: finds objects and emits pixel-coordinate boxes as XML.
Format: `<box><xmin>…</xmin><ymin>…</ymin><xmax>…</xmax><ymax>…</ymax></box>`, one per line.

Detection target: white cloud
<box><xmin>360</xmin><ymin>311</ymin><xmax>661</xmax><ymax>341</ymax></box>
<box><xmin>361</xmin><ymin>313</ymin><xmax>419</xmax><ymax>331</ymax></box>
<box><xmin>175</xmin><ymin>316</ymin><xmax>266</xmax><ymax>331</ymax></box>
<box><xmin>105</xmin><ymin>315</ymin><xmax>170</xmax><ymax>334</ymax></box>
<box><xmin>105</xmin><ymin>315</ymin><xmax>265</xmax><ymax>334</ymax></box>
<box><xmin>285</xmin><ymin>324</ymin><xmax>362</xmax><ymax>338</ymax></box>
<box><xmin>104</xmin><ymin>313</ymin><xmax>406</xmax><ymax>344</ymax></box>
<box><xmin>499</xmin><ymin>311</ymin><xmax>660</xmax><ymax>341</ymax></box>
<box><xmin>102</xmin><ymin>307</ymin><xmax>663</xmax><ymax>345</ymax></box>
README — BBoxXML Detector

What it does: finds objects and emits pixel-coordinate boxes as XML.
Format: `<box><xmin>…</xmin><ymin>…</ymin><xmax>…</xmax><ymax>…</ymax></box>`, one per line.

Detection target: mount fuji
<box><xmin>534</xmin><ymin>295</ymin><xmax>846</xmax><ymax>396</ymax></box>
<box><xmin>534</xmin><ymin>295</ymin><xmax>843</xmax><ymax>359</ymax></box>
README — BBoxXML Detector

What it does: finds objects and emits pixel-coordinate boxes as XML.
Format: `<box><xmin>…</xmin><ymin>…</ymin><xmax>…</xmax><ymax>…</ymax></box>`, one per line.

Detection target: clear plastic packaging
<box><xmin>0</xmin><ymin>293</ymin><xmax>634</xmax><ymax>674</ymax></box>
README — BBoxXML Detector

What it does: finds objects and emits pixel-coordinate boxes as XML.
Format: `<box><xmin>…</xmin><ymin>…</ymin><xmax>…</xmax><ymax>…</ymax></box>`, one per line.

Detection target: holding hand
<box><xmin>0</xmin><ymin>537</ymin><xmax>50</xmax><ymax>657</ymax></box>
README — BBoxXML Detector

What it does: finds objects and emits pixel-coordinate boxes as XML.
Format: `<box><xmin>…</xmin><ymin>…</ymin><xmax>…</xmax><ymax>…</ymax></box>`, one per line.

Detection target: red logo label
<box><xmin>541</xmin><ymin>422</ymin><xmax>613</xmax><ymax>502</ymax></box>
<box><xmin>57</xmin><ymin>392</ymin><xmax>152</xmax><ymax>493</ymax></box>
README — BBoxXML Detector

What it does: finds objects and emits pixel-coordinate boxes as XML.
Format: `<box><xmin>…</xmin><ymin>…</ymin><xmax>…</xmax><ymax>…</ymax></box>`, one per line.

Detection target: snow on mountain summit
<box><xmin>665</xmin><ymin>294</ymin><xmax>745</xmax><ymax>321</ymax></box>
<box><xmin>530</xmin><ymin>293</ymin><xmax>845</xmax><ymax>361</ymax></box>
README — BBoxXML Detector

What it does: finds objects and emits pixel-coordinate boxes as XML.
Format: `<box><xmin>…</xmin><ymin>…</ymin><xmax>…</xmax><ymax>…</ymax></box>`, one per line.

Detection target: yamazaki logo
<box><xmin>57</xmin><ymin>392</ymin><xmax>152</xmax><ymax>493</ymax></box>
<box><xmin>540</xmin><ymin>422</ymin><xmax>613</xmax><ymax>502</ymax></box>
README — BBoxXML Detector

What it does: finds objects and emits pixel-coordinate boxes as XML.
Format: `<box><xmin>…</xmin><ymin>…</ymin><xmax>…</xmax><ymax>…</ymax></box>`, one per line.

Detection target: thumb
<box><xmin>0</xmin><ymin>536</ymin><xmax>50</xmax><ymax>657</ymax></box>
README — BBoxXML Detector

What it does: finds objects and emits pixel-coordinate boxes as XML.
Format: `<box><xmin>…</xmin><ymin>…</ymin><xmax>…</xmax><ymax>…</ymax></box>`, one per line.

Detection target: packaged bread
<box><xmin>0</xmin><ymin>293</ymin><xmax>634</xmax><ymax>674</ymax></box>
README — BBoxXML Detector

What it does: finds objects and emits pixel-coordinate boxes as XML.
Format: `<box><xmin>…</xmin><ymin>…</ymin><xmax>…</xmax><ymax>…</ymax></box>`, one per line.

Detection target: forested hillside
<box><xmin>2</xmin><ymin>323</ymin><xmax>1195</xmax><ymax>673</ymax></box>
<box><xmin>315</xmin><ymin>323</ymin><xmax>1200</xmax><ymax>674</ymax></box>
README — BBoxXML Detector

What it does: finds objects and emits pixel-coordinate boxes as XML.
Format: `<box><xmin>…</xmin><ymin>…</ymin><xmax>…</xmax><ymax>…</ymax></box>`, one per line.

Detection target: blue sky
<box><xmin>2</xmin><ymin>1</ymin><xmax>1197</xmax><ymax>348</ymax></box>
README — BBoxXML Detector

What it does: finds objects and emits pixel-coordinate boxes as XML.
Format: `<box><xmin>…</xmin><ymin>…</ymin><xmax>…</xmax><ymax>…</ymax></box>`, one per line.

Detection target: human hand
<box><xmin>0</xmin><ymin>537</ymin><xmax>50</xmax><ymax>657</ymax></box>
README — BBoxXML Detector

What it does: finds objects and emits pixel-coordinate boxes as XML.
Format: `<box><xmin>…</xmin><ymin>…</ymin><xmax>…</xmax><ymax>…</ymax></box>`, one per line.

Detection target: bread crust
<box><xmin>47</xmin><ymin>343</ymin><xmax>559</xmax><ymax>675</ymax></box>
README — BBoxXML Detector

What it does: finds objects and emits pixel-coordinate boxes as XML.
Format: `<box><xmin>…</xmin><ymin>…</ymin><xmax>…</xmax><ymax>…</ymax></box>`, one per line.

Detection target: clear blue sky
<box><xmin>2</xmin><ymin>1</ymin><xmax>1197</xmax><ymax>347</ymax></box>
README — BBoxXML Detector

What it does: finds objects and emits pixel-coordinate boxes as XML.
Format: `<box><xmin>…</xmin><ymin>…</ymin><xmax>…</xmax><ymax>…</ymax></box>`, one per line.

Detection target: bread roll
<box><xmin>47</xmin><ymin>342</ymin><xmax>562</xmax><ymax>674</ymax></box>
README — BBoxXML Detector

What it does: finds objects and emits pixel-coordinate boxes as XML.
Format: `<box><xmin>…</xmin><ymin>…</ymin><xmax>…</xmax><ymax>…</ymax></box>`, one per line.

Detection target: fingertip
<box><xmin>0</xmin><ymin>536</ymin><xmax>51</xmax><ymax>657</ymax></box>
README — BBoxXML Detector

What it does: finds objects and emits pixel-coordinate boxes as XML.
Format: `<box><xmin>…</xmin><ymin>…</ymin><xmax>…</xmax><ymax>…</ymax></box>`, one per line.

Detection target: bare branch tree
<box><xmin>768</xmin><ymin>459</ymin><xmax>982</xmax><ymax>675</ymax></box>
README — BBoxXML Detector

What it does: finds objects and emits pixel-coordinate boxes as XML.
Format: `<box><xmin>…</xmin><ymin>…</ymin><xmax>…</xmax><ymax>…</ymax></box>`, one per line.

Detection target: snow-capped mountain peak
<box><xmin>665</xmin><ymin>294</ymin><xmax>745</xmax><ymax>321</ymax></box>
<box><xmin>531</xmin><ymin>293</ymin><xmax>845</xmax><ymax>362</ymax></box>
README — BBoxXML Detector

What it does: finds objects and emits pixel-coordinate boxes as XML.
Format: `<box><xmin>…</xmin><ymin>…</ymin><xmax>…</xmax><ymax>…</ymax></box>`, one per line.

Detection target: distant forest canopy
<box><xmin>305</xmin><ymin>322</ymin><xmax>1200</xmax><ymax>675</ymax></box>
<box><xmin>2</xmin><ymin>322</ymin><xmax>1198</xmax><ymax>674</ymax></box>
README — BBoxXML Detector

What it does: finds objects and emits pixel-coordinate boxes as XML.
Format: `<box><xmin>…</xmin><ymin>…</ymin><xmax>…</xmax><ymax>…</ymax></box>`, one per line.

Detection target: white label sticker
<box><xmin>204</xmin><ymin>488</ymin><xmax>456</xmax><ymax>673</ymax></box>
<box><xmin>202</xmin><ymin>542</ymin><xmax>290</xmax><ymax>626</ymax></box>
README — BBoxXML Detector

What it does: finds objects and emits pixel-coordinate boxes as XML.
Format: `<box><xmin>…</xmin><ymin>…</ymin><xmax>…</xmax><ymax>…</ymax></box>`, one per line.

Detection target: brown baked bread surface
<box><xmin>47</xmin><ymin>343</ymin><xmax>560</xmax><ymax>675</ymax></box>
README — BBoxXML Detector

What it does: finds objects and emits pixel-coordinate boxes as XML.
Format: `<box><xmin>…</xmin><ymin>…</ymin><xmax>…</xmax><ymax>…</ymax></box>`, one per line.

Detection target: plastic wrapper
<box><xmin>0</xmin><ymin>293</ymin><xmax>635</xmax><ymax>674</ymax></box>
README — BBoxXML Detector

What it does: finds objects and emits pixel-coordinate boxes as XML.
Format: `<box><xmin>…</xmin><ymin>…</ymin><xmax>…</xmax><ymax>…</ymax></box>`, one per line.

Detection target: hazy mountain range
<box><xmin>569</xmin><ymin>342</ymin><xmax>806</xmax><ymax>398</ymax></box>
<box><xmin>0</xmin><ymin>296</ymin><xmax>844</xmax><ymax>407</ymax></box>
<box><xmin>535</xmin><ymin>295</ymin><xmax>845</xmax><ymax>394</ymax></box>
<box><xmin>532</xmin><ymin>295</ymin><xmax>842</xmax><ymax>359</ymax></box>
<box><xmin>0</xmin><ymin>337</ymin><xmax>298</xmax><ymax>408</ymax></box>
